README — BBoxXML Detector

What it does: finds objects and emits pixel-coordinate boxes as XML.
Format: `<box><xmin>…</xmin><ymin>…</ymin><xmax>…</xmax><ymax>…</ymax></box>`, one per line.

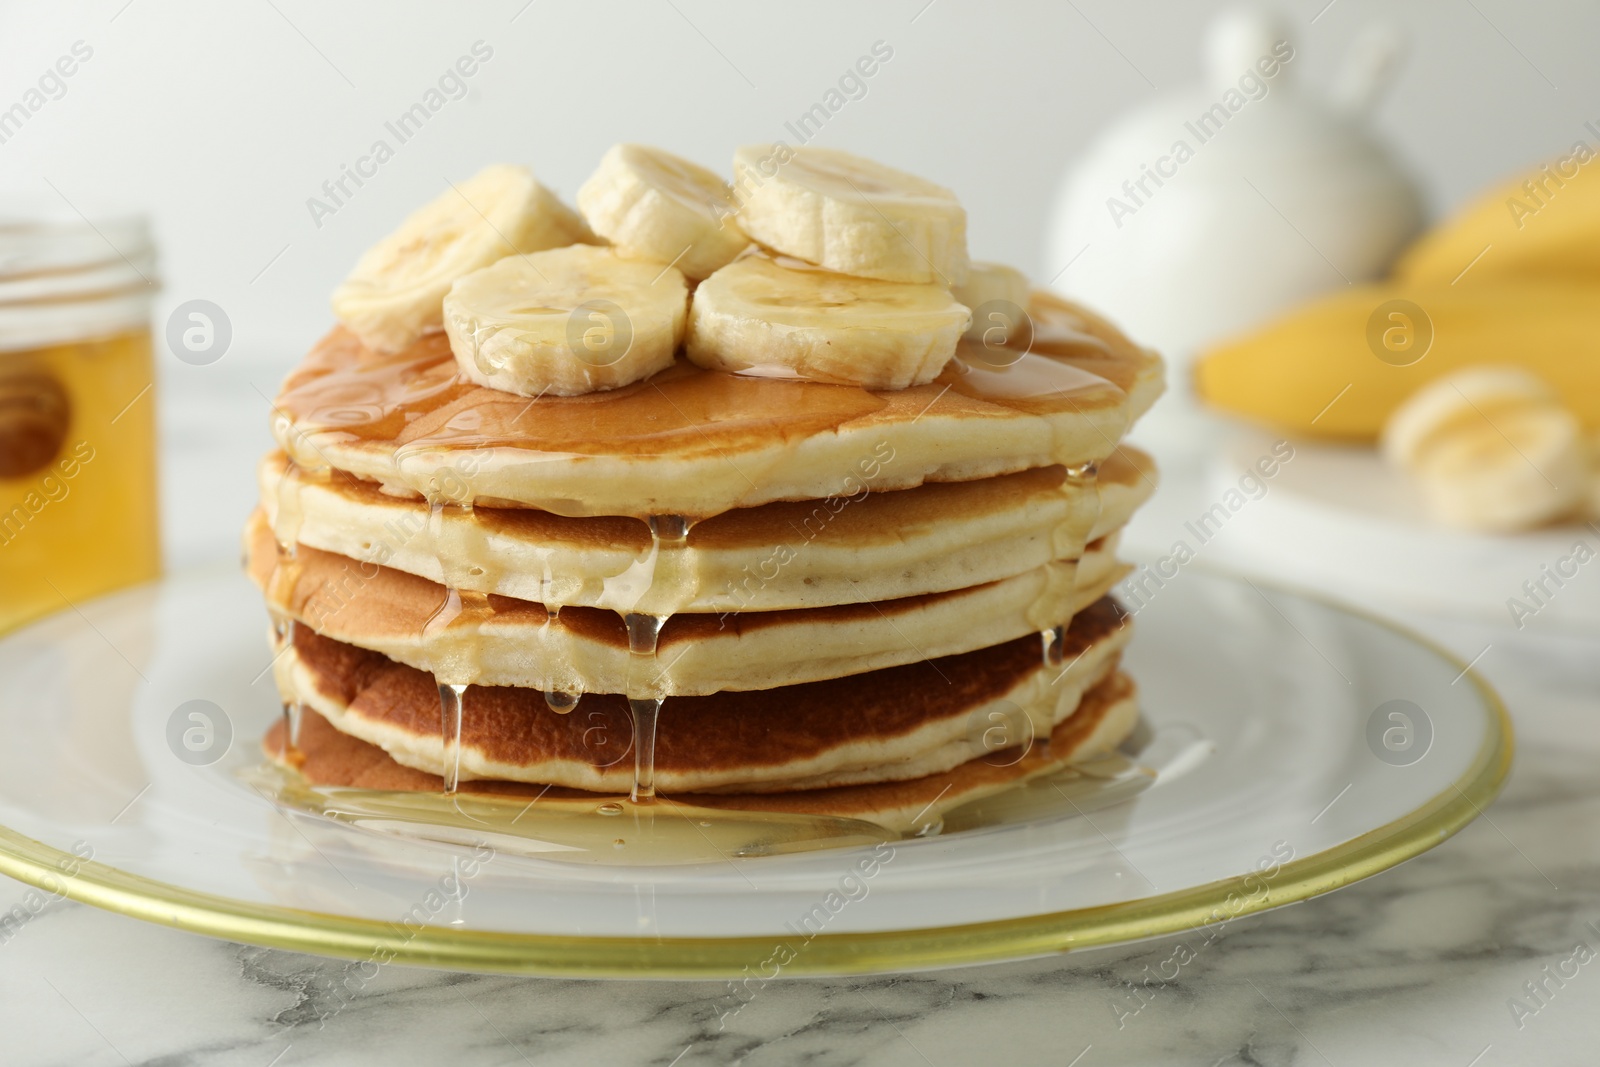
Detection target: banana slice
<box><xmin>577</xmin><ymin>144</ymin><xmax>748</xmax><ymax>280</ymax></box>
<box><xmin>733</xmin><ymin>145</ymin><xmax>968</xmax><ymax>285</ymax></box>
<box><xmin>685</xmin><ymin>254</ymin><xmax>970</xmax><ymax>389</ymax></box>
<box><xmin>444</xmin><ymin>245</ymin><xmax>688</xmax><ymax>397</ymax></box>
<box><xmin>332</xmin><ymin>164</ymin><xmax>595</xmax><ymax>353</ymax></box>
<box><xmin>1382</xmin><ymin>366</ymin><xmax>1589</xmax><ymax>532</ymax></box>
<box><xmin>953</xmin><ymin>261</ymin><xmax>1032</xmax><ymax>343</ymax></box>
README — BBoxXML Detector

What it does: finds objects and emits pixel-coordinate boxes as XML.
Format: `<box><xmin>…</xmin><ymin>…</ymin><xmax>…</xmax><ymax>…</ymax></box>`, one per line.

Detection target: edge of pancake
<box><xmin>272</xmin><ymin>313</ymin><xmax>1163</xmax><ymax>518</ymax></box>
<box><xmin>248</xmin><ymin>510</ymin><xmax>1131</xmax><ymax>695</ymax></box>
<box><xmin>257</xmin><ymin>445</ymin><xmax>1156</xmax><ymax>613</ymax></box>
<box><xmin>265</xmin><ymin>671</ymin><xmax>1141</xmax><ymax>834</ymax></box>
<box><xmin>268</xmin><ymin>599</ymin><xmax>1133</xmax><ymax>793</ymax></box>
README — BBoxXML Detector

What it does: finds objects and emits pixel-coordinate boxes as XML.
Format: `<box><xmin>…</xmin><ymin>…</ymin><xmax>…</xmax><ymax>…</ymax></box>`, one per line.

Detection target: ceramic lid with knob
<box><xmin>1047</xmin><ymin>8</ymin><xmax>1424</xmax><ymax>373</ymax></box>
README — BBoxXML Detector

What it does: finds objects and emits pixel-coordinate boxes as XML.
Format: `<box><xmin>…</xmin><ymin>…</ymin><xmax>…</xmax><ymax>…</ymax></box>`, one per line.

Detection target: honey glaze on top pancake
<box><xmin>277</xmin><ymin>331</ymin><xmax>892</xmax><ymax>461</ymax></box>
<box><xmin>277</xmin><ymin>329</ymin><xmax>1122</xmax><ymax>458</ymax></box>
<box><xmin>269</xmin><ymin>294</ymin><xmax>1148</xmax><ymax>517</ymax></box>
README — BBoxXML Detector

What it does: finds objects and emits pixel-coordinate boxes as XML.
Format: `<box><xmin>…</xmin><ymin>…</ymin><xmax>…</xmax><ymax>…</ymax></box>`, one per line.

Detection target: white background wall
<box><xmin>3</xmin><ymin>0</ymin><xmax>1596</xmax><ymax>366</ymax></box>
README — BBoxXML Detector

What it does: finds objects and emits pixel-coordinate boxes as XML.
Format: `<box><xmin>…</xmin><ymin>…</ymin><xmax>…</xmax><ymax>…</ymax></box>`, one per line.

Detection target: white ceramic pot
<box><xmin>1047</xmin><ymin>9</ymin><xmax>1424</xmax><ymax>380</ymax></box>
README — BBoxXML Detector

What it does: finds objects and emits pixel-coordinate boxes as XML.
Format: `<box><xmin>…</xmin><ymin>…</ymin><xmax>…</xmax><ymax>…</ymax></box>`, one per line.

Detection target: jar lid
<box><xmin>0</xmin><ymin>201</ymin><xmax>159</xmax><ymax>353</ymax></box>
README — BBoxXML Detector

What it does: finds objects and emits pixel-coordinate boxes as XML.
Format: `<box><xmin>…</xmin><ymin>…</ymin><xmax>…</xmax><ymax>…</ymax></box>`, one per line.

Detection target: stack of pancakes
<box><xmin>248</xmin><ymin>145</ymin><xmax>1163</xmax><ymax>836</ymax></box>
<box><xmin>250</xmin><ymin>291</ymin><xmax>1161</xmax><ymax>833</ymax></box>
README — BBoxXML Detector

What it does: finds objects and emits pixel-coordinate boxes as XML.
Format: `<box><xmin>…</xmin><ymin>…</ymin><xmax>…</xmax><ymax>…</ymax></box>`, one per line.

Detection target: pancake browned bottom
<box><xmin>269</xmin><ymin>598</ymin><xmax>1132</xmax><ymax>793</ymax></box>
<box><xmin>265</xmin><ymin>670</ymin><xmax>1139</xmax><ymax>834</ymax></box>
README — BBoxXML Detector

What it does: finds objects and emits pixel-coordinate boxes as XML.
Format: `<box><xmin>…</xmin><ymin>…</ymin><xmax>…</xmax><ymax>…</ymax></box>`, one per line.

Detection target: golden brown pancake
<box><xmin>269</xmin><ymin>293</ymin><xmax>1162</xmax><ymax>517</ymax></box>
<box><xmin>246</xmin><ymin>510</ymin><xmax>1130</xmax><ymax>694</ymax></box>
<box><xmin>259</xmin><ymin>445</ymin><xmax>1155</xmax><ymax>613</ymax></box>
<box><xmin>267</xmin><ymin>598</ymin><xmax>1133</xmax><ymax>794</ymax></box>
<box><xmin>268</xmin><ymin>674</ymin><xmax>1139</xmax><ymax>834</ymax></box>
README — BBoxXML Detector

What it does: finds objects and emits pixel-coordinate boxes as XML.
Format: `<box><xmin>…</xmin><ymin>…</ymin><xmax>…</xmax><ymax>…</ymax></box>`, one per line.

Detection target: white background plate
<box><xmin>1204</xmin><ymin>424</ymin><xmax>1600</xmax><ymax>635</ymax></box>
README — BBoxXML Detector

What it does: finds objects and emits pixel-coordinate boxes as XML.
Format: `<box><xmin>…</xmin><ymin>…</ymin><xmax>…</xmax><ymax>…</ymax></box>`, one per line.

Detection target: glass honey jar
<box><xmin>0</xmin><ymin>209</ymin><xmax>160</xmax><ymax>634</ymax></box>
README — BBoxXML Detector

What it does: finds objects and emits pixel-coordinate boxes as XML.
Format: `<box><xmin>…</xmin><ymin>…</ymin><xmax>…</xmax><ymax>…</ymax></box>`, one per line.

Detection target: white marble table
<box><xmin>1</xmin><ymin>365</ymin><xmax>1596</xmax><ymax>1066</ymax></box>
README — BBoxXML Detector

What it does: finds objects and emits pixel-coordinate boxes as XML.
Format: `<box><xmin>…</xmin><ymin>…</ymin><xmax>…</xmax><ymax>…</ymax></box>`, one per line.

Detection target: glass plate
<box><xmin>0</xmin><ymin>564</ymin><xmax>1510</xmax><ymax>977</ymax></box>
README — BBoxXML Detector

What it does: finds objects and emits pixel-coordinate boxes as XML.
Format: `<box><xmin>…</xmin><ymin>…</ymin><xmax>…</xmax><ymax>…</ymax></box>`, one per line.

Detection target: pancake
<box><xmin>268</xmin><ymin>597</ymin><xmax>1132</xmax><ymax>794</ymax></box>
<box><xmin>247</xmin><ymin>509</ymin><xmax>1131</xmax><ymax>694</ymax></box>
<box><xmin>269</xmin><ymin>293</ymin><xmax>1163</xmax><ymax>518</ymax></box>
<box><xmin>259</xmin><ymin>445</ymin><xmax>1156</xmax><ymax>613</ymax></box>
<box><xmin>266</xmin><ymin>672</ymin><xmax>1140</xmax><ymax>834</ymax></box>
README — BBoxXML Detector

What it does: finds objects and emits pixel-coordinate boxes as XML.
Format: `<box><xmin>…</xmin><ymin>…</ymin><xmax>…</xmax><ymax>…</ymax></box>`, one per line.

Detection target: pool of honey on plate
<box><xmin>242</xmin><ymin>737</ymin><xmax>1162</xmax><ymax>867</ymax></box>
<box><xmin>0</xmin><ymin>328</ymin><xmax>160</xmax><ymax>633</ymax></box>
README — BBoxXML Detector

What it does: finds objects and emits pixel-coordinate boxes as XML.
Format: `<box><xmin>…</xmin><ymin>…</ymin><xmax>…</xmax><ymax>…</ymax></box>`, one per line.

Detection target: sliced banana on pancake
<box><xmin>953</xmin><ymin>261</ymin><xmax>1032</xmax><ymax>344</ymax></box>
<box><xmin>577</xmin><ymin>144</ymin><xmax>748</xmax><ymax>280</ymax></box>
<box><xmin>444</xmin><ymin>245</ymin><xmax>689</xmax><ymax>397</ymax></box>
<box><xmin>331</xmin><ymin>164</ymin><xmax>594</xmax><ymax>353</ymax></box>
<box><xmin>1381</xmin><ymin>366</ymin><xmax>1588</xmax><ymax>531</ymax></box>
<box><xmin>733</xmin><ymin>144</ymin><xmax>968</xmax><ymax>285</ymax></box>
<box><xmin>686</xmin><ymin>254</ymin><xmax>970</xmax><ymax>388</ymax></box>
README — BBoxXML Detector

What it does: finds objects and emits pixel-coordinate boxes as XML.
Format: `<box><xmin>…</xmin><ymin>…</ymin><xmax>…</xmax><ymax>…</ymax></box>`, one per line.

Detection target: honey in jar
<box><xmin>0</xmin><ymin>211</ymin><xmax>160</xmax><ymax>634</ymax></box>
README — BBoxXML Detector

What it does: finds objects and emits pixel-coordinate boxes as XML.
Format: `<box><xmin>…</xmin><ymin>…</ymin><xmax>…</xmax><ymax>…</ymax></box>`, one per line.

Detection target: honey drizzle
<box><xmin>544</xmin><ymin>690</ymin><xmax>581</xmax><ymax>714</ymax></box>
<box><xmin>1041</xmin><ymin>625</ymin><xmax>1066</xmax><ymax>667</ymax></box>
<box><xmin>614</xmin><ymin>514</ymin><xmax>693</xmax><ymax>803</ymax></box>
<box><xmin>438</xmin><ymin>682</ymin><xmax>467</xmax><ymax>794</ymax></box>
<box><xmin>1038</xmin><ymin>460</ymin><xmax>1101</xmax><ymax>667</ymax></box>
<box><xmin>410</xmin><ymin>459</ymin><xmax>495</xmax><ymax>795</ymax></box>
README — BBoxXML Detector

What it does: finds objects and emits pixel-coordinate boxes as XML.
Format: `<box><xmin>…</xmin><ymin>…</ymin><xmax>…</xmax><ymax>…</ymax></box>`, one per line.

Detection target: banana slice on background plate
<box><xmin>332</xmin><ymin>164</ymin><xmax>595</xmax><ymax>353</ymax></box>
<box><xmin>577</xmin><ymin>144</ymin><xmax>748</xmax><ymax>280</ymax></box>
<box><xmin>685</xmin><ymin>253</ymin><xmax>970</xmax><ymax>389</ymax></box>
<box><xmin>444</xmin><ymin>245</ymin><xmax>688</xmax><ymax>397</ymax></box>
<box><xmin>733</xmin><ymin>145</ymin><xmax>968</xmax><ymax>286</ymax></box>
<box><xmin>1382</xmin><ymin>366</ymin><xmax>1590</xmax><ymax>532</ymax></box>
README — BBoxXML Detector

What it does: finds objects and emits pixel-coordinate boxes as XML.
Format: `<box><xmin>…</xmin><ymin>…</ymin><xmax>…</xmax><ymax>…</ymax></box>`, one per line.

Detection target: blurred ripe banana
<box><xmin>685</xmin><ymin>254</ymin><xmax>970</xmax><ymax>389</ymax></box>
<box><xmin>1394</xmin><ymin>154</ymin><xmax>1600</xmax><ymax>285</ymax></box>
<box><xmin>444</xmin><ymin>245</ymin><xmax>687</xmax><ymax>397</ymax></box>
<box><xmin>732</xmin><ymin>144</ymin><xmax>968</xmax><ymax>285</ymax></box>
<box><xmin>1381</xmin><ymin>366</ymin><xmax>1588</xmax><ymax>532</ymax></box>
<box><xmin>1196</xmin><ymin>281</ymin><xmax>1600</xmax><ymax>440</ymax></box>
<box><xmin>577</xmin><ymin>144</ymin><xmax>748</xmax><ymax>280</ymax></box>
<box><xmin>953</xmin><ymin>262</ymin><xmax>1032</xmax><ymax>342</ymax></box>
<box><xmin>1588</xmin><ymin>434</ymin><xmax>1600</xmax><ymax>520</ymax></box>
<box><xmin>332</xmin><ymin>164</ymin><xmax>595</xmax><ymax>353</ymax></box>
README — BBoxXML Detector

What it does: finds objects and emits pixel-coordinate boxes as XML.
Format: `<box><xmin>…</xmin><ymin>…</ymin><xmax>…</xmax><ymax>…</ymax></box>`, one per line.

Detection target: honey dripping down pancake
<box><xmin>246</xmin><ymin>508</ymin><xmax>1131</xmax><ymax>696</ymax></box>
<box><xmin>257</xmin><ymin>145</ymin><xmax>1165</xmax><ymax>822</ymax></box>
<box><xmin>264</xmin><ymin>599</ymin><xmax>1136</xmax><ymax>800</ymax></box>
<box><xmin>258</xmin><ymin>444</ymin><xmax>1156</xmax><ymax>613</ymax></box>
<box><xmin>264</xmin><ymin>674</ymin><xmax>1139</xmax><ymax>839</ymax></box>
